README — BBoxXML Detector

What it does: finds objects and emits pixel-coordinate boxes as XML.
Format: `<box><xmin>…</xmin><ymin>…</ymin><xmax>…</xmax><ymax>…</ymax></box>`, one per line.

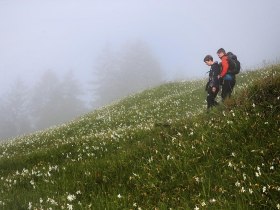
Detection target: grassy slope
<box><xmin>0</xmin><ymin>65</ymin><xmax>279</xmax><ymax>210</ymax></box>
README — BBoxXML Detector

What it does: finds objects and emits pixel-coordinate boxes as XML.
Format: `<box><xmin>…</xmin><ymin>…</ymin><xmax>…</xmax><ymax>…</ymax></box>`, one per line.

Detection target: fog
<box><xmin>0</xmin><ymin>0</ymin><xmax>280</xmax><ymax>140</ymax></box>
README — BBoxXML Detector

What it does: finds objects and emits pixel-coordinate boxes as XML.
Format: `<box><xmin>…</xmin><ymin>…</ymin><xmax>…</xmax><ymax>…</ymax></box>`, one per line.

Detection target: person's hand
<box><xmin>212</xmin><ymin>87</ymin><xmax>216</xmax><ymax>93</ymax></box>
<box><xmin>219</xmin><ymin>76</ymin><xmax>224</xmax><ymax>85</ymax></box>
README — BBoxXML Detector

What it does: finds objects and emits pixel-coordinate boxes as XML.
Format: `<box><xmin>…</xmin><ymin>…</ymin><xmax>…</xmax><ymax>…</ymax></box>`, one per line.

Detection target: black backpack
<box><xmin>227</xmin><ymin>52</ymin><xmax>241</xmax><ymax>74</ymax></box>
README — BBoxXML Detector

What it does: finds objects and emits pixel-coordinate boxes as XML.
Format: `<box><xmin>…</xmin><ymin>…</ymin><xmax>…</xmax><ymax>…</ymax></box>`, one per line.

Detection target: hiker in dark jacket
<box><xmin>217</xmin><ymin>48</ymin><xmax>236</xmax><ymax>101</ymax></box>
<box><xmin>204</xmin><ymin>55</ymin><xmax>220</xmax><ymax>110</ymax></box>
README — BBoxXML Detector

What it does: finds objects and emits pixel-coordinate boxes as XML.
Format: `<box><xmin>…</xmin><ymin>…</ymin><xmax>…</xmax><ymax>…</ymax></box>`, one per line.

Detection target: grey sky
<box><xmin>0</xmin><ymin>0</ymin><xmax>280</xmax><ymax>93</ymax></box>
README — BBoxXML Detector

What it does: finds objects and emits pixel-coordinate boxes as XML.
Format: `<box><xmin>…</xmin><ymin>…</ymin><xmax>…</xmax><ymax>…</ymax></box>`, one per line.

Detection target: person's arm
<box><xmin>205</xmin><ymin>81</ymin><xmax>210</xmax><ymax>91</ymax></box>
<box><xmin>212</xmin><ymin>63</ymin><xmax>221</xmax><ymax>88</ymax></box>
<box><xmin>219</xmin><ymin>57</ymin><xmax>229</xmax><ymax>78</ymax></box>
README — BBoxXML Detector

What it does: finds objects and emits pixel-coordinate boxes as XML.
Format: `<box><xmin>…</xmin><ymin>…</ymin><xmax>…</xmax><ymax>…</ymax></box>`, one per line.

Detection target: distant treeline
<box><xmin>0</xmin><ymin>41</ymin><xmax>163</xmax><ymax>140</ymax></box>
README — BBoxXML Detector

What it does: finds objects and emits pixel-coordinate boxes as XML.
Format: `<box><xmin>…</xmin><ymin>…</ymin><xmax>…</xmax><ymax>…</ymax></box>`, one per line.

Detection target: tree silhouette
<box><xmin>93</xmin><ymin>41</ymin><xmax>163</xmax><ymax>107</ymax></box>
<box><xmin>30</xmin><ymin>70</ymin><xmax>87</xmax><ymax>130</ymax></box>
<box><xmin>0</xmin><ymin>79</ymin><xmax>32</xmax><ymax>140</ymax></box>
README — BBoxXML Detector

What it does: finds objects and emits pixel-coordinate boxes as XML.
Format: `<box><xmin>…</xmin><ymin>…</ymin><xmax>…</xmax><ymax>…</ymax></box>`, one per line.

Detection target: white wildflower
<box><xmin>28</xmin><ymin>202</ymin><xmax>32</xmax><ymax>210</ymax></box>
<box><xmin>167</xmin><ymin>155</ymin><xmax>170</xmax><ymax>160</ymax></box>
<box><xmin>67</xmin><ymin>194</ymin><xmax>76</xmax><ymax>202</ymax></box>
<box><xmin>256</xmin><ymin>166</ymin><xmax>261</xmax><ymax>177</ymax></box>
<box><xmin>194</xmin><ymin>176</ymin><xmax>200</xmax><ymax>183</ymax></box>
<box><xmin>67</xmin><ymin>204</ymin><xmax>73</xmax><ymax>210</ymax></box>
<box><xmin>133</xmin><ymin>173</ymin><xmax>140</xmax><ymax>178</ymax></box>
<box><xmin>117</xmin><ymin>194</ymin><xmax>122</xmax><ymax>198</ymax></box>
<box><xmin>30</xmin><ymin>180</ymin><xmax>35</xmax><ymax>188</ymax></box>
<box><xmin>47</xmin><ymin>198</ymin><xmax>58</xmax><ymax>205</ymax></box>
<box><xmin>249</xmin><ymin>188</ymin><xmax>253</xmax><ymax>194</ymax></box>
<box><xmin>235</xmin><ymin>181</ymin><xmax>240</xmax><ymax>187</ymax></box>
<box><xmin>243</xmin><ymin>173</ymin><xmax>247</xmax><ymax>180</ymax></box>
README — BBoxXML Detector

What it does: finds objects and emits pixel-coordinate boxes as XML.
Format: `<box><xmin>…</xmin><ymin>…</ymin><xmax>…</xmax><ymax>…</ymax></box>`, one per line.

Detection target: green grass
<box><xmin>0</xmin><ymin>65</ymin><xmax>279</xmax><ymax>210</ymax></box>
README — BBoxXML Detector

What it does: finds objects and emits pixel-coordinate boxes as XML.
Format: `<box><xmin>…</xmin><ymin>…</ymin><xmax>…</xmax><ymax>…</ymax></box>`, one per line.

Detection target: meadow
<box><xmin>0</xmin><ymin>65</ymin><xmax>279</xmax><ymax>210</ymax></box>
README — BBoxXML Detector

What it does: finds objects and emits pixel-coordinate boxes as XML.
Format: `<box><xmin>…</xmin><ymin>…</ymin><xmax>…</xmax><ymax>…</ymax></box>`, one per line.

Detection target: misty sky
<box><xmin>1</xmin><ymin>0</ymin><xmax>280</xmax><ymax>94</ymax></box>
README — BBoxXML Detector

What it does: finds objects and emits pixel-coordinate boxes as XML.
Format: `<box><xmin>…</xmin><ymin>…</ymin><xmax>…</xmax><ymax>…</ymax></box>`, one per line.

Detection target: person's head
<box><xmin>203</xmin><ymin>55</ymin><xmax>213</xmax><ymax>66</ymax></box>
<box><xmin>217</xmin><ymin>48</ymin><xmax>226</xmax><ymax>59</ymax></box>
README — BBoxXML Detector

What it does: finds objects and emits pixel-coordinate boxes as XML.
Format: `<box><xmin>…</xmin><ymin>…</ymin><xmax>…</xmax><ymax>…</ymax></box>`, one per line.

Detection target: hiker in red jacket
<box><xmin>217</xmin><ymin>48</ymin><xmax>236</xmax><ymax>101</ymax></box>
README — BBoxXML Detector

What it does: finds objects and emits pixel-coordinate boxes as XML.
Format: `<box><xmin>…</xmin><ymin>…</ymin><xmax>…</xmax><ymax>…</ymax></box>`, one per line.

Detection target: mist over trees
<box><xmin>0</xmin><ymin>41</ymin><xmax>164</xmax><ymax>141</ymax></box>
<box><xmin>0</xmin><ymin>70</ymin><xmax>88</xmax><ymax>141</ymax></box>
<box><xmin>0</xmin><ymin>79</ymin><xmax>31</xmax><ymax>139</ymax></box>
<box><xmin>93</xmin><ymin>41</ymin><xmax>164</xmax><ymax>107</ymax></box>
<box><xmin>30</xmin><ymin>70</ymin><xmax>87</xmax><ymax>130</ymax></box>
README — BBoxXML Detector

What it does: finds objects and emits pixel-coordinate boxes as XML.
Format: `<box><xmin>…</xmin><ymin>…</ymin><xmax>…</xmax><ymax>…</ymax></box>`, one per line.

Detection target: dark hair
<box><xmin>203</xmin><ymin>55</ymin><xmax>213</xmax><ymax>62</ymax></box>
<box><xmin>217</xmin><ymin>48</ymin><xmax>226</xmax><ymax>54</ymax></box>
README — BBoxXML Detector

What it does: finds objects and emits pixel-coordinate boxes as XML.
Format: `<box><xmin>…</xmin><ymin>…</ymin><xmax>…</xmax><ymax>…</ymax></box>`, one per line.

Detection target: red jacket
<box><xmin>220</xmin><ymin>55</ymin><xmax>229</xmax><ymax>78</ymax></box>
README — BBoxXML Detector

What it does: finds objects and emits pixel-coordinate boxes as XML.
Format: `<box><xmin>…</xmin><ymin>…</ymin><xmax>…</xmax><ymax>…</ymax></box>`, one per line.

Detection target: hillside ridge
<box><xmin>0</xmin><ymin>65</ymin><xmax>279</xmax><ymax>209</ymax></box>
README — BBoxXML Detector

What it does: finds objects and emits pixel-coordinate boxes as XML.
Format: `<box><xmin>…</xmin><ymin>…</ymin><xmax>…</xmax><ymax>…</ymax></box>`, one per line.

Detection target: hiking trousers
<box><xmin>221</xmin><ymin>79</ymin><xmax>236</xmax><ymax>101</ymax></box>
<box><xmin>207</xmin><ymin>87</ymin><xmax>219</xmax><ymax>109</ymax></box>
